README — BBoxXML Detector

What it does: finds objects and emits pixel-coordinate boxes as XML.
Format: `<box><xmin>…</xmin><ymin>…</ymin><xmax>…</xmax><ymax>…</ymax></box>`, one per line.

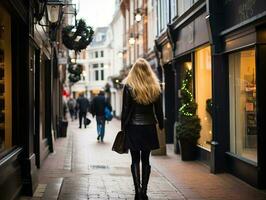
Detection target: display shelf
<box><xmin>244</xmin><ymin>83</ymin><xmax>257</xmax><ymax>148</ymax></box>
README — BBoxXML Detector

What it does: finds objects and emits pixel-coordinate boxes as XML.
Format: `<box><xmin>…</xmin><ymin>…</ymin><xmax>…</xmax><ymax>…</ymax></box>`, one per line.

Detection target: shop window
<box><xmin>195</xmin><ymin>46</ymin><xmax>212</xmax><ymax>150</ymax></box>
<box><xmin>229</xmin><ymin>49</ymin><xmax>257</xmax><ymax>163</ymax></box>
<box><xmin>0</xmin><ymin>5</ymin><xmax>12</xmax><ymax>154</ymax></box>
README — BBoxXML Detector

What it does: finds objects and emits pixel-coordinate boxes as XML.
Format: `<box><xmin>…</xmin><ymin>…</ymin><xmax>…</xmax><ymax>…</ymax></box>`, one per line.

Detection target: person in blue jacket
<box><xmin>90</xmin><ymin>90</ymin><xmax>112</xmax><ymax>142</ymax></box>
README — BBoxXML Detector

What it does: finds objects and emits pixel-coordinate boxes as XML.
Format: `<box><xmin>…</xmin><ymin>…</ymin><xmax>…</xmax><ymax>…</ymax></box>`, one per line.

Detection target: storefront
<box><xmin>171</xmin><ymin>45</ymin><xmax>213</xmax><ymax>164</ymax></box>
<box><xmin>172</xmin><ymin>7</ymin><xmax>213</xmax><ymax>163</ymax></box>
<box><xmin>0</xmin><ymin>0</ymin><xmax>61</xmax><ymax>198</ymax></box>
<box><xmin>194</xmin><ymin>46</ymin><xmax>212</xmax><ymax>162</ymax></box>
<box><xmin>228</xmin><ymin>49</ymin><xmax>257</xmax><ymax>163</ymax></box>
<box><xmin>0</xmin><ymin>1</ymin><xmax>35</xmax><ymax>199</ymax></box>
<box><xmin>208</xmin><ymin>0</ymin><xmax>266</xmax><ymax>188</ymax></box>
<box><xmin>218</xmin><ymin>28</ymin><xmax>266</xmax><ymax>189</ymax></box>
<box><xmin>155</xmin><ymin>0</ymin><xmax>213</xmax><ymax>159</ymax></box>
<box><xmin>0</xmin><ymin>2</ymin><xmax>12</xmax><ymax>157</ymax></box>
<box><xmin>155</xmin><ymin>0</ymin><xmax>266</xmax><ymax>189</ymax></box>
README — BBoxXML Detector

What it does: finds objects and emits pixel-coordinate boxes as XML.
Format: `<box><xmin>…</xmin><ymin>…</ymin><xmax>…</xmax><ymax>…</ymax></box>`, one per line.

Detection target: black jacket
<box><xmin>90</xmin><ymin>95</ymin><xmax>112</xmax><ymax>117</ymax></box>
<box><xmin>121</xmin><ymin>85</ymin><xmax>164</xmax><ymax>130</ymax></box>
<box><xmin>76</xmin><ymin>96</ymin><xmax>90</xmax><ymax>113</ymax></box>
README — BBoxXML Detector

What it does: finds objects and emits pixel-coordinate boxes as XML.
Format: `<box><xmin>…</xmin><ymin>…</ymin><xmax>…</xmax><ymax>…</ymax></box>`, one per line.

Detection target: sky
<box><xmin>73</xmin><ymin>0</ymin><xmax>116</xmax><ymax>29</ymax></box>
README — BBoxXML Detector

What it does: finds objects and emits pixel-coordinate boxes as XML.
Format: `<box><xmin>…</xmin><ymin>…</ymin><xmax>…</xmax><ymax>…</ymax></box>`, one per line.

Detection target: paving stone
<box><xmin>19</xmin><ymin>118</ymin><xmax>266</xmax><ymax>200</ymax></box>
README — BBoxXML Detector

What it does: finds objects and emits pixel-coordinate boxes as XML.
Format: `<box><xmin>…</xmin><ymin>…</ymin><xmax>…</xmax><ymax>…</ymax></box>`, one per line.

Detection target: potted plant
<box><xmin>176</xmin><ymin>69</ymin><xmax>201</xmax><ymax>161</ymax></box>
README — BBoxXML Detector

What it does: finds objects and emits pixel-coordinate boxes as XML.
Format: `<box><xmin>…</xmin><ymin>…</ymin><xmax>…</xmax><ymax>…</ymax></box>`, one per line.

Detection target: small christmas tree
<box><xmin>176</xmin><ymin>69</ymin><xmax>201</xmax><ymax>143</ymax></box>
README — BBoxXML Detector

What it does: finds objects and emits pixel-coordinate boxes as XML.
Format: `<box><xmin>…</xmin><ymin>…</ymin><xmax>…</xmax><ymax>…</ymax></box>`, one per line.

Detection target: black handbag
<box><xmin>84</xmin><ymin>117</ymin><xmax>91</xmax><ymax>126</ymax></box>
<box><xmin>112</xmin><ymin>130</ymin><xmax>128</xmax><ymax>154</ymax></box>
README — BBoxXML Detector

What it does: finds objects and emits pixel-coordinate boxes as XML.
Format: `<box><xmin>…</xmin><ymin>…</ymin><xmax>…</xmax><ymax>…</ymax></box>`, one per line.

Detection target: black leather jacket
<box><xmin>121</xmin><ymin>85</ymin><xmax>164</xmax><ymax>130</ymax></box>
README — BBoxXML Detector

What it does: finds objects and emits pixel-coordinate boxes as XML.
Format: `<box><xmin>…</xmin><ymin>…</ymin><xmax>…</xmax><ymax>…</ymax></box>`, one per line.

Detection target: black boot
<box><xmin>131</xmin><ymin>164</ymin><xmax>142</xmax><ymax>200</ymax></box>
<box><xmin>141</xmin><ymin>164</ymin><xmax>151</xmax><ymax>200</ymax></box>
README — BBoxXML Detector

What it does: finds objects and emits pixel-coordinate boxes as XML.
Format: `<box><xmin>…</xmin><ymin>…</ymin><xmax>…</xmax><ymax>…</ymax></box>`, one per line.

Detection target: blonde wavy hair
<box><xmin>124</xmin><ymin>58</ymin><xmax>161</xmax><ymax>105</ymax></box>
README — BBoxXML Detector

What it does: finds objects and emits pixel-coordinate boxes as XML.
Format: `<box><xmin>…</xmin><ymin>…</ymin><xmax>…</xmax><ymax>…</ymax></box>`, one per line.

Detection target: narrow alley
<box><xmin>20</xmin><ymin>117</ymin><xmax>266</xmax><ymax>200</ymax></box>
<box><xmin>1</xmin><ymin>1</ymin><xmax>266</xmax><ymax>199</ymax></box>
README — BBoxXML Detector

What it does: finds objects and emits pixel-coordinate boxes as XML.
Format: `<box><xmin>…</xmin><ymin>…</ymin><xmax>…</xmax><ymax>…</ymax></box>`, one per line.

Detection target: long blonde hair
<box><xmin>124</xmin><ymin>58</ymin><xmax>161</xmax><ymax>105</ymax></box>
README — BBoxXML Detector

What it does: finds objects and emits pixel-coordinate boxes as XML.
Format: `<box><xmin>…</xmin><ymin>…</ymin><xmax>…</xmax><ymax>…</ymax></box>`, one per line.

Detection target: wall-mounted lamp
<box><xmin>135</xmin><ymin>12</ymin><xmax>142</xmax><ymax>22</ymax></box>
<box><xmin>129</xmin><ymin>33</ymin><xmax>135</xmax><ymax>45</ymax></box>
<box><xmin>117</xmin><ymin>51</ymin><xmax>123</xmax><ymax>58</ymax></box>
<box><xmin>46</xmin><ymin>0</ymin><xmax>64</xmax><ymax>25</ymax></box>
<box><xmin>36</xmin><ymin>0</ymin><xmax>64</xmax><ymax>42</ymax></box>
<box><xmin>134</xmin><ymin>8</ymin><xmax>146</xmax><ymax>22</ymax></box>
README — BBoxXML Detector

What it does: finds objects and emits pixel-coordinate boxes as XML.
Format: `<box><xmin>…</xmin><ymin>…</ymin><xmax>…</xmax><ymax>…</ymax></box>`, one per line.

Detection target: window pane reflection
<box><xmin>229</xmin><ymin>49</ymin><xmax>257</xmax><ymax>163</ymax></box>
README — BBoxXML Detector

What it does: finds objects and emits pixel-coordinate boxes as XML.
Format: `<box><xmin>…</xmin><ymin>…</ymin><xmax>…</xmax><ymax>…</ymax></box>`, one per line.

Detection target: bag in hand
<box><xmin>84</xmin><ymin>117</ymin><xmax>91</xmax><ymax>126</ymax></box>
<box><xmin>104</xmin><ymin>107</ymin><xmax>113</xmax><ymax>121</ymax></box>
<box><xmin>112</xmin><ymin>131</ymin><xmax>128</xmax><ymax>154</ymax></box>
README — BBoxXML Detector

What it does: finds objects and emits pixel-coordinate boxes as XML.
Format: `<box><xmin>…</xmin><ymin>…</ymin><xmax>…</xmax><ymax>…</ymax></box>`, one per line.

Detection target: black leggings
<box><xmin>130</xmin><ymin>150</ymin><xmax>151</xmax><ymax>165</ymax></box>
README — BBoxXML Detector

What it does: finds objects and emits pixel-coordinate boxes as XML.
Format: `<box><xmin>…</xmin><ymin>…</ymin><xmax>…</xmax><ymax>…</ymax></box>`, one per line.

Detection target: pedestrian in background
<box><xmin>67</xmin><ymin>97</ymin><xmax>76</xmax><ymax>121</ymax></box>
<box><xmin>121</xmin><ymin>58</ymin><xmax>164</xmax><ymax>200</ymax></box>
<box><xmin>76</xmin><ymin>92</ymin><xmax>90</xmax><ymax>129</ymax></box>
<box><xmin>90</xmin><ymin>90</ymin><xmax>112</xmax><ymax>142</ymax></box>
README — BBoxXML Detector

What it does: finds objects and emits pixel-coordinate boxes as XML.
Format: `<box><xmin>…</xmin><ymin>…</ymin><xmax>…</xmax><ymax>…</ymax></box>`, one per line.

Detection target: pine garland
<box><xmin>62</xmin><ymin>19</ymin><xmax>94</xmax><ymax>53</ymax></box>
<box><xmin>176</xmin><ymin>69</ymin><xmax>201</xmax><ymax>142</ymax></box>
<box><xmin>68</xmin><ymin>64</ymin><xmax>83</xmax><ymax>83</ymax></box>
<box><xmin>68</xmin><ymin>64</ymin><xmax>83</xmax><ymax>75</ymax></box>
<box><xmin>68</xmin><ymin>73</ymin><xmax>81</xmax><ymax>83</ymax></box>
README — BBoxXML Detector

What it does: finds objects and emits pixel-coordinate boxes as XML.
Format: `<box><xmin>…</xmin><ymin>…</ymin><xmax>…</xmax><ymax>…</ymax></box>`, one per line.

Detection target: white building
<box><xmin>147</xmin><ymin>0</ymin><xmax>159</xmax><ymax>69</ymax></box>
<box><xmin>87</xmin><ymin>27</ymin><xmax>112</xmax><ymax>98</ymax></box>
<box><xmin>70</xmin><ymin>50</ymin><xmax>90</xmax><ymax>96</ymax></box>
<box><xmin>108</xmin><ymin>0</ymin><xmax>125</xmax><ymax>118</ymax></box>
<box><xmin>70</xmin><ymin>0</ymin><xmax>125</xmax><ymax>118</ymax></box>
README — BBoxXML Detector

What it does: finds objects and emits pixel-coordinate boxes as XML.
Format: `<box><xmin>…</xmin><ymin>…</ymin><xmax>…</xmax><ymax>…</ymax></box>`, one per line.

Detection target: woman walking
<box><xmin>121</xmin><ymin>58</ymin><xmax>164</xmax><ymax>200</ymax></box>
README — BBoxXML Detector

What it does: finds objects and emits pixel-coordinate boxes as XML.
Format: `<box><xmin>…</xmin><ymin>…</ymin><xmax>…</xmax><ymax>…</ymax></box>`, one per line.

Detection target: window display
<box><xmin>195</xmin><ymin>46</ymin><xmax>212</xmax><ymax>150</ymax></box>
<box><xmin>0</xmin><ymin>5</ymin><xmax>12</xmax><ymax>154</ymax></box>
<box><xmin>229</xmin><ymin>49</ymin><xmax>257</xmax><ymax>163</ymax></box>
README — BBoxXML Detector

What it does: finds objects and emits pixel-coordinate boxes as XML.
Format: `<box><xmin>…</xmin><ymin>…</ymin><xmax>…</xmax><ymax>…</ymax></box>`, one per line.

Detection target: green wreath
<box><xmin>68</xmin><ymin>64</ymin><xmax>83</xmax><ymax>75</ymax></box>
<box><xmin>68</xmin><ymin>73</ymin><xmax>81</xmax><ymax>83</ymax></box>
<box><xmin>62</xmin><ymin>19</ymin><xmax>94</xmax><ymax>53</ymax></box>
<box><xmin>68</xmin><ymin>64</ymin><xmax>83</xmax><ymax>83</ymax></box>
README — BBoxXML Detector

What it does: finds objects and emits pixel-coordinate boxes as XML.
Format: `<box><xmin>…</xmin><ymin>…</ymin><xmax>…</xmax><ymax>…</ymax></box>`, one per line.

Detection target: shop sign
<box><xmin>223</xmin><ymin>0</ymin><xmax>265</xmax><ymax>30</ymax></box>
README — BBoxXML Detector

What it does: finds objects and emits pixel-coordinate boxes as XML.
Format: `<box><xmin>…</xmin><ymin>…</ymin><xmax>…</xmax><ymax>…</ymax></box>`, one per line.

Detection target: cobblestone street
<box><xmin>20</xmin><ymin>117</ymin><xmax>266</xmax><ymax>200</ymax></box>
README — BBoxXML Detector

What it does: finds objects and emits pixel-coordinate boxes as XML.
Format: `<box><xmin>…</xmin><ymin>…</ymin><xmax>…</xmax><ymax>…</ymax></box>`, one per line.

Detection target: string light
<box><xmin>179</xmin><ymin>69</ymin><xmax>194</xmax><ymax>117</ymax></box>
